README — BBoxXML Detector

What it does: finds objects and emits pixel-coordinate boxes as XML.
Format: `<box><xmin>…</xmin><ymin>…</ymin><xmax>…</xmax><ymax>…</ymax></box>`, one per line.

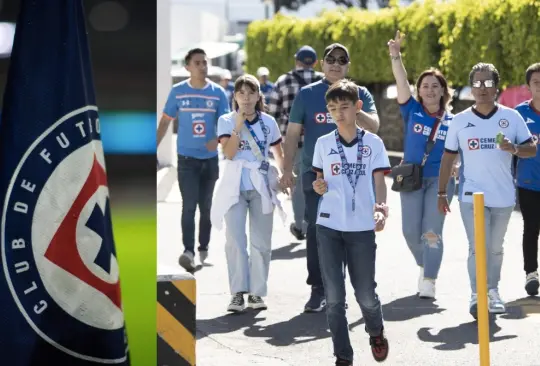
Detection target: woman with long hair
<box><xmin>211</xmin><ymin>74</ymin><xmax>286</xmax><ymax>312</ymax></box>
<box><xmin>388</xmin><ymin>30</ymin><xmax>459</xmax><ymax>299</ymax></box>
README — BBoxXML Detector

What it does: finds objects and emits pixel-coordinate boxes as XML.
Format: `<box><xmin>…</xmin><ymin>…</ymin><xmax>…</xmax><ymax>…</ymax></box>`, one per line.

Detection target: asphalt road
<box><xmin>157</xmin><ymin>162</ymin><xmax>540</xmax><ymax>366</ymax></box>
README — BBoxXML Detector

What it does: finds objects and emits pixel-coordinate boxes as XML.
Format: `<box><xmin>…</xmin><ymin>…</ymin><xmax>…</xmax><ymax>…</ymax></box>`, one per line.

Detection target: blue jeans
<box><xmin>459</xmin><ymin>201</ymin><xmax>514</xmax><ymax>293</ymax></box>
<box><xmin>400</xmin><ymin>177</ymin><xmax>455</xmax><ymax>279</ymax></box>
<box><xmin>302</xmin><ymin>171</ymin><xmax>324</xmax><ymax>288</ymax></box>
<box><xmin>317</xmin><ymin>225</ymin><xmax>384</xmax><ymax>362</ymax></box>
<box><xmin>177</xmin><ymin>155</ymin><xmax>219</xmax><ymax>254</ymax></box>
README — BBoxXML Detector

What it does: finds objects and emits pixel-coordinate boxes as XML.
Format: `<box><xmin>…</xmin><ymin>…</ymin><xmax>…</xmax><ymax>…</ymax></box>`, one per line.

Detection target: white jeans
<box><xmin>225</xmin><ymin>190</ymin><xmax>274</xmax><ymax>297</ymax></box>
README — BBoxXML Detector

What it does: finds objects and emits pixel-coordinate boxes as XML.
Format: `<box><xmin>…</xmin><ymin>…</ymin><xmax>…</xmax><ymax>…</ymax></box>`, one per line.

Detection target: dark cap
<box><xmin>323</xmin><ymin>43</ymin><xmax>350</xmax><ymax>60</ymax></box>
<box><xmin>295</xmin><ymin>45</ymin><xmax>317</xmax><ymax>65</ymax></box>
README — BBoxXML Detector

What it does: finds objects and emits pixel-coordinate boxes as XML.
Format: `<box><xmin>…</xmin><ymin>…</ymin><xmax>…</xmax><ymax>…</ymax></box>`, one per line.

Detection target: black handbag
<box><xmin>391</xmin><ymin>115</ymin><xmax>443</xmax><ymax>192</ymax></box>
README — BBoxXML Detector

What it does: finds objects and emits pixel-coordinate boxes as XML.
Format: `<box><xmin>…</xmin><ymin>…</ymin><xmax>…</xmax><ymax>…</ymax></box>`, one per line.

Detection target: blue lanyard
<box><xmin>244</xmin><ymin>114</ymin><xmax>267</xmax><ymax>156</ymax></box>
<box><xmin>334</xmin><ymin>129</ymin><xmax>363</xmax><ymax>212</ymax></box>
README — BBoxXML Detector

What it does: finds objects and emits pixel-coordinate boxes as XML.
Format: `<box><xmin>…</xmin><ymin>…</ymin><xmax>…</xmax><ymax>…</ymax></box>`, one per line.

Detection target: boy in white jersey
<box><xmin>438</xmin><ymin>63</ymin><xmax>536</xmax><ymax>319</ymax></box>
<box><xmin>312</xmin><ymin>80</ymin><xmax>390</xmax><ymax>365</ymax></box>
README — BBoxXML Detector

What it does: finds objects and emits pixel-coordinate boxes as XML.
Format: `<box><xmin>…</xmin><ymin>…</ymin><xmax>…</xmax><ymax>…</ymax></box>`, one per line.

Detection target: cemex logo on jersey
<box><xmin>0</xmin><ymin>1</ymin><xmax>129</xmax><ymax>365</ymax></box>
<box><xmin>468</xmin><ymin>137</ymin><xmax>497</xmax><ymax>150</ymax></box>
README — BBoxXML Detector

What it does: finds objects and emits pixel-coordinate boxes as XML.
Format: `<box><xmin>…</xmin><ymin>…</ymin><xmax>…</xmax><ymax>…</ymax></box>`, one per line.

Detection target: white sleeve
<box><xmin>217</xmin><ymin>114</ymin><xmax>233</xmax><ymax>139</ymax></box>
<box><xmin>370</xmin><ymin>137</ymin><xmax>391</xmax><ymax>174</ymax></box>
<box><xmin>513</xmin><ymin>111</ymin><xmax>533</xmax><ymax>144</ymax></box>
<box><xmin>444</xmin><ymin>116</ymin><xmax>459</xmax><ymax>152</ymax></box>
<box><xmin>267</xmin><ymin>115</ymin><xmax>282</xmax><ymax>145</ymax></box>
<box><xmin>312</xmin><ymin>138</ymin><xmax>324</xmax><ymax>171</ymax></box>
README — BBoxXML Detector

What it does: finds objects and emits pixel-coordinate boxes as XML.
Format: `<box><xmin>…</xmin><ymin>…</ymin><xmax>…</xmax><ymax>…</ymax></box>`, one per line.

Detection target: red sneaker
<box><xmin>369</xmin><ymin>330</ymin><xmax>389</xmax><ymax>362</ymax></box>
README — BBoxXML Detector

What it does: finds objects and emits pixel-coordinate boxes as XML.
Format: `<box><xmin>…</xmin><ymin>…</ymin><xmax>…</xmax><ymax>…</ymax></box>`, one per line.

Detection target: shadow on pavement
<box><xmin>197</xmin><ymin>310</ymin><xmax>267</xmax><ymax>341</ymax></box>
<box><xmin>417</xmin><ymin>318</ymin><xmax>517</xmax><ymax>350</ymax></box>
<box><xmin>243</xmin><ymin>312</ymin><xmax>363</xmax><ymax>347</ymax></box>
<box><xmin>501</xmin><ymin>296</ymin><xmax>540</xmax><ymax>320</ymax></box>
<box><xmin>271</xmin><ymin>243</ymin><xmax>306</xmax><ymax>261</ymax></box>
<box><xmin>352</xmin><ymin>295</ymin><xmax>446</xmax><ymax>325</ymax></box>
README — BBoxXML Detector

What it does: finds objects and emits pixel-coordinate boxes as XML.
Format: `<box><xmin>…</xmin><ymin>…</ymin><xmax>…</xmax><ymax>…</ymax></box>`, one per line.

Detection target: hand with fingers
<box><xmin>312</xmin><ymin>177</ymin><xmax>328</xmax><ymax>195</ymax></box>
<box><xmin>387</xmin><ymin>30</ymin><xmax>405</xmax><ymax>57</ymax></box>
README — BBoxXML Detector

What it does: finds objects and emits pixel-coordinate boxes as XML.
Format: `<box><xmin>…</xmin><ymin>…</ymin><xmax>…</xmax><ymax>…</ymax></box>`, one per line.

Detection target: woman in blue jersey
<box><xmin>388</xmin><ymin>30</ymin><xmax>458</xmax><ymax>299</ymax></box>
<box><xmin>515</xmin><ymin>62</ymin><xmax>540</xmax><ymax>296</ymax></box>
<box><xmin>212</xmin><ymin>74</ymin><xmax>286</xmax><ymax>313</ymax></box>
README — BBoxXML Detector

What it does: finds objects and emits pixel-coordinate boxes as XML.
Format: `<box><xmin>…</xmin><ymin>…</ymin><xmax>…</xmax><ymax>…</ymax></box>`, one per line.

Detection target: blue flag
<box><xmin>0</xmin><ymin>1</ymin><xmax>130</xmax><ymax>365</ymax></box>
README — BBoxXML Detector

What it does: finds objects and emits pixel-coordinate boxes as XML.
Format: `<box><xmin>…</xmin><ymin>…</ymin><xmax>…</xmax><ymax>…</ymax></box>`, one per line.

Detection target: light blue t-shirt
<box><xmin>217</xmin><ymin>111</ymin><xmax>282</xmax><ymax>191</ymax></box>
<box><xmin>163</xmin><ymin>79</ymin><xmax>230</xmax><ymax>159</ymax></box>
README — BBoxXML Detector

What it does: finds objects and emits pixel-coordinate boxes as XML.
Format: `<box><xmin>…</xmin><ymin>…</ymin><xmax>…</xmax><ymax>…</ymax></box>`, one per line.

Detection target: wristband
<box><xmin>390</xmin><ymin>53</ymin><xmax>401</xmax><ymax>60</ymax></box>
<box><xmin>437</xmin><ymin>192</ymin><xmax>447</xmax><ymax>198</ymax></box>
<box><xmin>374</xmin><ymin>203</ymin><xmax>389</xmax><ymax>218</ymax></box>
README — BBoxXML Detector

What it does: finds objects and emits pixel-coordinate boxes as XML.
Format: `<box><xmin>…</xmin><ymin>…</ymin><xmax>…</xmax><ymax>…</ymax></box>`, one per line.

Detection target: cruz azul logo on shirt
<box><xmin>239</xmin><ymin>140</ymin><xmax>251</xmax><ymax>151</ymax></box>
<box><xmin>314</xmin><ymin>112</ymin><xmax>335</xmax><ymax>124</ymax></box>
<box><xmin>468</xmin><ymin>137</ymin><xmax>497</xmax><ymax>150</ymax></box>
<box><xmin>192</xmin><ymin>121</ymin><xmax>206</xmax><ymax>137</ymax></box>
<box><xmin>330</xmin><ymin>162</ymin><xmax>367</xmax><ymax>176</ymax></box>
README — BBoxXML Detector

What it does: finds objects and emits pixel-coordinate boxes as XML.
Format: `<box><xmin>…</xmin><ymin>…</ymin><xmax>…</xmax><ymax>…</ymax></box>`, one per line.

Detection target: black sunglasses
<box><xmin>324</xmin><ymin>56</ymin><xmax>349</xmax><ymax>66</ymax></box>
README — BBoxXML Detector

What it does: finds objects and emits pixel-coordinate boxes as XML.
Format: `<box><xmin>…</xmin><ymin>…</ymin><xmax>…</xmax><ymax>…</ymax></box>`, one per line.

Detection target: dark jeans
<box><xmin>302</xmin><ymin>171</ymin><xmax>323</xmax><ymax>288</ymax></box>
<box><xmin>518</xmin><ymin>187</ymin><xmax>540</xmax><ymax>274</ymax></box>
<box><xmin>177</xmin><ymin>155</ymin><xmax>219</xmax><ymax>254</ymax></box>
<box><xmin>316</xmin><ymin>225</ymin><xmax>384</xmax><ymax>362</ymax></box>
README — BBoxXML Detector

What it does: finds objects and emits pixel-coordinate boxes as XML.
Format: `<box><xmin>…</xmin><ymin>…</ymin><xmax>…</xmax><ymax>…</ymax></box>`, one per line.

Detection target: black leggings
<box><xmin>518</xmin><ymin>187</ymin><xmax>540</xmax><ymax>274</ymax></box>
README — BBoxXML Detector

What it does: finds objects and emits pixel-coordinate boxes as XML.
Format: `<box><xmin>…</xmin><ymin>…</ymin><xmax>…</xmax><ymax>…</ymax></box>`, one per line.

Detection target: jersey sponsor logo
<box><xmin>413</xmin><ymin>123</ymin><xmax>423</xmax><ymax>134</ymax></box>
<box><xmin>499</xmin><ymin>119</ymin><xmax>509</xmax><ymax>128</ymax></box>
<box><xmin>2</xmin><ymin>106</ymin><xmax>126</xmax><ymax>362</ymax></box>
<box><xmin>468</xmin><ymin>137</ymin><xmax>497</xmax><ymax>150</ymax></box>
<box><xmin>315</xmin><ymin>112</ymin><xmax>327</xmax><ymax>124</ymax></box>
<box><xmin>191</xmin><ymin>113</ymin><xmax>205</xmax><ymax>119</ymax></box>
<box><xmin>331</xmin><ymin>162</ymin><xmax>341</xmax><ymax>175</ymax></box>
<box><xmin>192</xmin><ymin>121</ymin><xmax>206</xmax><ymax>137</ymax></box>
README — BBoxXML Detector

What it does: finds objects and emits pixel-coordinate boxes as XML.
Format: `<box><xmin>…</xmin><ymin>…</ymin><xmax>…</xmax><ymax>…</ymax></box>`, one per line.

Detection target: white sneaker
<box><xmin>199</xmin><ymin>250</ymin><xmax>209</xmax><ymax>264</ymax></box>
<box><xmin>525</xmin><ymin>271</ymin><xmax>540</xmax><ymax>296</ymax></box>
<box><xmin>419</xmin><ymin>279</ymin><xmax>436</xmax><ymax>299</ymax></box>
<box><xmin>417</xmin><ymin>267</ymin><xmax>424</xmax><ymax>294</ymax></box>
<box><xmin>488</xmin><ymin>289</ymin><xmax>506</xmax><ymax>314</ymax></box>
<box><xmin>179</xmin><ymin>251</ymin><xmax>196</xmax><ymax>272</ymax></box>
<box><xmin>247</xmin><ymin>295</ymin><xmax>267</xmax><ymax>310</ymax></box>
<box><xmin>469</xmin><ymin>293</ymin><xmax>478</xmax><ymax>319</ymax></box>
<box><xmin>227</xmin><ymin>293</ymin><xmax>245</xmax><ymax>313</ymax></box>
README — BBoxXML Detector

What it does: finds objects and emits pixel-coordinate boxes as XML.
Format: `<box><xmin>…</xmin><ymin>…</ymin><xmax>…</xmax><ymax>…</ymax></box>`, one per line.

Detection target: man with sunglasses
<box><xmin>438</xmin><ymin>62</ymin><xmax>536</xmax><ymax>319</ymax></box>
<box><xmin>281</xmin><ymin>43</ymin><xmax>380</xmax><ymax>313</ymax></box>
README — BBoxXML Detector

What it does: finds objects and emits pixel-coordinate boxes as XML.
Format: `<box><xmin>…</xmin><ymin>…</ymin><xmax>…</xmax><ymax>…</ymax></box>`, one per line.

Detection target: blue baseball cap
<box><xmin>295</xmin><ymin>45</ymin><xmax>317</xmax><ymax>65</ymax></box>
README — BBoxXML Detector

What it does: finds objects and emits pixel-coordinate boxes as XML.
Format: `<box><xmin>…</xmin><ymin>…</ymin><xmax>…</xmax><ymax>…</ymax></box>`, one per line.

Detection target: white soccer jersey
<box><xmin>312</xmin><ymin>128</ymin><xmax>391</xmax><ymax>232</ymax></box>
<box><xmin>445</xmin><ymin>104</ymin><xmax>532</xmax><ymax>207</ymax></box>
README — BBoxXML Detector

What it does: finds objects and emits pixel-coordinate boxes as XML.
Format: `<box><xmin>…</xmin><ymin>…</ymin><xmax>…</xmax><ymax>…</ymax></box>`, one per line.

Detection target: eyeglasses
<box><xmin>472</xmin><ymin>79</ymin><xmax>495</xmax><ymax>88</ymax></box>
<box><xmin>324</xmin><ymin>56</ymin><xmax>349</xmax><ymax>66</ymax></box>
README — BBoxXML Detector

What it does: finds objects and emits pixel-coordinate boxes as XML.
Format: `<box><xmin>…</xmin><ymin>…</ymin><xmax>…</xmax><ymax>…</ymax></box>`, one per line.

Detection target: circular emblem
<box><xmin>499</xmin><ymin>119</ymin><xmax>509</xmax><ymax>128</ymax></box>
<box><xmin>413</xmin><ymin>123</ymin><xmax>423</xmax><ymax>134</ymax></box>
<box><xmin>361</xmin><ymin>145</ymin><xmax>372</xmax><ymax>157</ymax></box>
<box><xmin>206</xmin><ymin>100</ymin><xmax>214</xmax><ymax>108</ymax></box>
<box><xmin>315</xmin><ymin>112</ymin><xmax>327</xmax><ymax>124</ymax></box>
<box><xmin>1</xmin><ymin>106</ymin><xmax>126</xmax><ymax>363</ymax></box>
<box><xmin>533</xmin><ymin>134</ymin><xmax>538</xmax><ymax>144</ymax></box>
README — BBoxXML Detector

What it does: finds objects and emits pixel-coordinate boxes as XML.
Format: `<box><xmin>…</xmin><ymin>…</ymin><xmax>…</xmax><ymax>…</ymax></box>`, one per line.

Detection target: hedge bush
<box><xmin>245</xmin><ymin>0</ymin><xmax>540</xmax><ymax>87</ymax></box>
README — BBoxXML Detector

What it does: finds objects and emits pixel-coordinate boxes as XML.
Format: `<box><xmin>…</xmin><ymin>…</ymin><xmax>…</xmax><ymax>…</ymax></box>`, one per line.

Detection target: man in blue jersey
<box><xmin>257</xmin><ymin>66</ymin><xmax>275</xmax><ymax>104</ymax></box>
<box><xmin>515</xmin><ymin>62</ymin><xmax>540</xmax><ymax>295</ymax></box>
<box><xmin>281</xmin><ymin>43</ymin><xmax>380</xmax><ymax>312</ymax></box>
<box><xmin>157</xmin><ymin>48</ymin><xmax>230</xmax><ymax>271</ymax></box>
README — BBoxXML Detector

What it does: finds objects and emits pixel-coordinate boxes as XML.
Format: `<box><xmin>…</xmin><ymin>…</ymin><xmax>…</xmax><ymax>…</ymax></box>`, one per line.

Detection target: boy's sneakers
<box><xmin>525</xmin><ymin>271</ymin><xmax>540</xmax><ymax>296</ymax></box>
<box><xmin>199</xmin><ymin>250</ymin><xmax>209</xmax><ymax>265</ymax></box>
<box><xmin>227</xmin><ymin>293</ymin><xmax>245</xmax><ymax>313</ymax></box>
<box><xmin>335</xmin><ymin>358</ymin><xmax>352</xmax><ymax>365</ymax></box>
<box><xmin>370</xmin><ymin>329</ymin><xmax>389</xmax><ymax>362</ymax></box>
<box><xmin>247</xmin><ymin>295</ymin><xmax>267</xmax><ymax>310</ymax></box>
<box><xmin>304</xmin><ymin>286</ymin><xmax>326</xmax><ymax>313</ymax></box>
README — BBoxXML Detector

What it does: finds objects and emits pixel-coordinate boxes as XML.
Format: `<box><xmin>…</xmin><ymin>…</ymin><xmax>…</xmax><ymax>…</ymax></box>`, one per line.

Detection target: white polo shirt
<box><xmin>444</xmin><ymin>105</ymin><xmax>532</xmax><ymax>207</ymax></box>
<box><xmin>312</xmin><ymin>128</ymin><xmax>391</xmax><ymax>232</ymax></box>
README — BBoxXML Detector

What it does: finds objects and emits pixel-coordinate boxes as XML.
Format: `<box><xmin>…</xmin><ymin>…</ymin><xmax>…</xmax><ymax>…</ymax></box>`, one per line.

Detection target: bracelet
<box><xmin>437</xmin><ymin>192</ymin><xmax>447</xmax><ymax>198</ymax></box>
<box><xmin>232</xmin><ymin>129</ymin><xmax>240</xmax><ymax>138</ymax></box>
<box><xmin>374</xmin><ymin>203</ymin><xmax>389</xmax><ymax>218</ymax></box>
<box><xmin>512</xmin><ymin>144</ymin><xmax>518</xmax><ymax>155</ymax></box>
<box><xmin>390</xmin><ymin>53</ymin><xmax>401</xmax><ymax>60</ymax></box>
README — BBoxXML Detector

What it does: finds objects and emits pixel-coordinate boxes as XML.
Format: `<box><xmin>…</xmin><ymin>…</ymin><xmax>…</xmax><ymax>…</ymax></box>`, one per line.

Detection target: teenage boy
<box><xmin>312</xmin><ymin>79</ymin><xmax>390</xmax><ymax>365</ymax></box>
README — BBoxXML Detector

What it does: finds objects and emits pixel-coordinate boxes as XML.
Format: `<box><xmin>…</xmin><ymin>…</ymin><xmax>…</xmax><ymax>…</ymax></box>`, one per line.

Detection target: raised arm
<box><xmin>388</xmin><ymin>30</ymin><xmax>411</xmax><ymax>105</ymax></box>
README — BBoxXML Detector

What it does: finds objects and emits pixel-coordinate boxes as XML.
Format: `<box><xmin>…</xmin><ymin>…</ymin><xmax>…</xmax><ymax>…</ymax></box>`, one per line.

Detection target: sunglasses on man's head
<box><xmin>472</xmin><ymin>79</ymin><xmax>495</xmax><ymax>88</ymax></box>
<box><xmin>324</xmin><ymin>56</ymin><xmax>349</xmax><ymax>66</ymax></box>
